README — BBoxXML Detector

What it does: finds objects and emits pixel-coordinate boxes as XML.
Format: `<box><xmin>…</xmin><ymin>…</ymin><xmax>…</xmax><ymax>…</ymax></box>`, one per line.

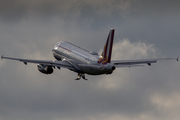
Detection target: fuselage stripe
<box><xmin>58</xmin><ymin>44</ymin><xmax>72</xmax><ymax>52</ymax></box>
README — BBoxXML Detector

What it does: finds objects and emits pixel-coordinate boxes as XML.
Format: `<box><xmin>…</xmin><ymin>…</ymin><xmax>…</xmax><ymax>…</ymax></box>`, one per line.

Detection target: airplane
<box><xmin>1</xmin><ymin>29</ymin><xmax>179</xmax><ymax>80</ymax></box>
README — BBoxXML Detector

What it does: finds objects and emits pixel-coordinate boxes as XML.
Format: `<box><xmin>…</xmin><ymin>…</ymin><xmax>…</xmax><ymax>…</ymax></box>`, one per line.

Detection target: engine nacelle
<box><xmin>37</xmin><ymin>64</ymin><xmax>53</xmax><ymax>74</ymax></box>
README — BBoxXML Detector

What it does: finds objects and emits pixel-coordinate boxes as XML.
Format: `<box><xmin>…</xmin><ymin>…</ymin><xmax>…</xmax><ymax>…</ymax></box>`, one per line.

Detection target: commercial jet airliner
<box><xmin>1</xmin><ymin>29</ymin><xmax>179</xmax><ymax>80</ymax></box>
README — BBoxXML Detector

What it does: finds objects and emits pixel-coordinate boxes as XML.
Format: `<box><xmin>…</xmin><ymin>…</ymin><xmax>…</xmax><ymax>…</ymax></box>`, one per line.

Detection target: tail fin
<box><xmin>98</xmin><ymin>29</ymin><xmax>115</xmax><ymax>64</ymax></box>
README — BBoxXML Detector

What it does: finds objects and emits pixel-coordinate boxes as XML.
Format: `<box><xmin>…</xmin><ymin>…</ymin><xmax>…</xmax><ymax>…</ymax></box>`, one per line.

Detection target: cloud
<box><xmin>0</xmin><ymin>0</ymin><xmax>131</xmax><ymax>23</ymax></box>
<box><xmin>97</xmin><ymin>39</ymin><xmax>157</xmax><ymax>90</ymax></box>
<box><xmin>152</xmin><ymin>92</ymin><xmax>180</xmax><ymax>109</ymax></box>
<box><xmin>0</xmin><ymin>35</ymin><xmax>180</xmax><ymax>120</ymax></box>
<box><xmin>0</xmin><ymin>0</ymin><xmax>180</xmax><ymax>120</ymax></box>
<box><xmin>112</xmin><ymin>39</ymin><xmax>157</xmax><ymax>60</ymax></box>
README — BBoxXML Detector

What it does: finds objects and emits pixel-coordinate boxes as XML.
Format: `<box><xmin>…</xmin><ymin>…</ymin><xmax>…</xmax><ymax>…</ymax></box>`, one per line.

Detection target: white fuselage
<box><xmin>52</xmin><ymin>41</ymin><xmax>115</xmax><ymax>75</ymax></box>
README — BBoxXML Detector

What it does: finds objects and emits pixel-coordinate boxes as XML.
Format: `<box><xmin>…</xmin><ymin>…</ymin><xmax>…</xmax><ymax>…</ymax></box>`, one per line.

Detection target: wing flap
<box><xmin>114</xmin><ymin>64</ymin><xmax>145</xmax><ymax>68</ymax></box>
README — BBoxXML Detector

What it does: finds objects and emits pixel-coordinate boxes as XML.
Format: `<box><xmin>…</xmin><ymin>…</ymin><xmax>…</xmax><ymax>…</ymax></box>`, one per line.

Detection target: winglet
<box><xmin>1</xmin><ymin>55</ymin><xmax>3</xmax><ymax>60</ymax></box>
<box><xmin>177</xmin><ymin>57</ymin><xmax>179</xmax><ymax>62</ymax></box>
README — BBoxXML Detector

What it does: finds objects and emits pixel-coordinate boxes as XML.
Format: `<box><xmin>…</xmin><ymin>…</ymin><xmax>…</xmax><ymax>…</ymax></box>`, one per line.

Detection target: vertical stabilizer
<box><xmin>98</xmin><ymin>29</ymin><xmax>115</xmax><ymax>65</ymax></box>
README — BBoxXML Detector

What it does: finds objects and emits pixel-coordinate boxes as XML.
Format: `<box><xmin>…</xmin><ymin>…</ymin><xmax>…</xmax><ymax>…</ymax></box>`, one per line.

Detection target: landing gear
<box><xmin>75</xmin><ymin>73</ymin><xmax>88</xmax><ymax>80</ymax></box>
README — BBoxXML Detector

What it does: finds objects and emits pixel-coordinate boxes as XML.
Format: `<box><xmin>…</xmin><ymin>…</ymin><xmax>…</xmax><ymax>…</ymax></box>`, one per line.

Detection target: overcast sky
<box><xmin>0</xmin><ymin>0</ymin><xmax>180</xmax><ymax>120</ymax></box>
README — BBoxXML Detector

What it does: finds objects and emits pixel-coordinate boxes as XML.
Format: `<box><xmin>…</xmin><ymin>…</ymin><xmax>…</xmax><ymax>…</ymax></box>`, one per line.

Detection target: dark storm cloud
<box><xmin>0</xmin><ymin>0</ymin><xmax>131</xmax><ymax>23</ymax></box>
<box><xmin>1</xmin><ymin>0</ymin><xmax>180</xmax><ymax>20</ymax></box>
<box><xmin>0</xmin><ymin>0</ymin><xmax>28</xmax><ymax>22</ymax></box>
<box><xmin>0</xmin><ymin>0</ymin><xmax>180</xmax><ymax>120</ymax></box>
<box><xmin>0</xmin><ymin>0</ymin><xmax>74</xmax><ymax>22</ymax></box>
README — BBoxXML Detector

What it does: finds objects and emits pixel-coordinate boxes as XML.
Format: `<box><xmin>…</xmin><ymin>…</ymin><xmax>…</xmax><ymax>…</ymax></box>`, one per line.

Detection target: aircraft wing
<box><xmin>112</xmin><ymin>57</ymin><xmax>179</xmax><ymax>68</ymax></box>
<box><xmin>1</xmin><ymin>55</ymin><xmax>74</xmax><ymax>69</ymax></box>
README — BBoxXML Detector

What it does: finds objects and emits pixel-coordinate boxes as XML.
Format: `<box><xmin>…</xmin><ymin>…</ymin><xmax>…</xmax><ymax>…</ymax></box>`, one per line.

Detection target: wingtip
<box><xmin>1</xmin><ymin>55</ymin><xmax>3</xmax><ymax>60</ymax></box>
<box><xmin>177</xmin><ymin>57</ymin><xmax>179</xmax><ymax>62</ymax></box>
<box><xmin>110</xmin><ymin>28</ymin><xmax>115</xmax><ymax>31</ymax></box>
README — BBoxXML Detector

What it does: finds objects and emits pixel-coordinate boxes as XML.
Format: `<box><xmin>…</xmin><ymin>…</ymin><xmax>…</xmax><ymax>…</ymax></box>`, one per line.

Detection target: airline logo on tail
<box><xmin>98</xmin><ymin>29</ymin><xmax>115</xmax><ymax>65</ymax></box>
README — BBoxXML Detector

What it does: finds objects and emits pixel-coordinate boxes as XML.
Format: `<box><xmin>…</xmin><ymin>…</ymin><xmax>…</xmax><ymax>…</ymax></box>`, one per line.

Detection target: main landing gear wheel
<box><xmin>75</xmin><ymin>73</ymin><xmax>88</xmax><ymax>80</ymax></box>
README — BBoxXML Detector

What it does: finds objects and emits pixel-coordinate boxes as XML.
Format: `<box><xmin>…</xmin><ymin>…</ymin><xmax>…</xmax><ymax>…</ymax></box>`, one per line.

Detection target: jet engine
<box><xmin>37</xmin><ymin>64</ymin><xmax>53</xmax><ymax>74</ymax></box>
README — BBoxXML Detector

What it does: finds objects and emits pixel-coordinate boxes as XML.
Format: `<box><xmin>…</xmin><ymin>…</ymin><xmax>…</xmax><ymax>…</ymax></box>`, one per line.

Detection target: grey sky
<box><xmin>0</xmin><ymin>0</ymin><xmax>180</xmax><ymax>120</ymax></box>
